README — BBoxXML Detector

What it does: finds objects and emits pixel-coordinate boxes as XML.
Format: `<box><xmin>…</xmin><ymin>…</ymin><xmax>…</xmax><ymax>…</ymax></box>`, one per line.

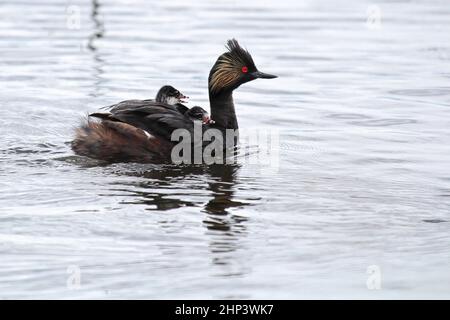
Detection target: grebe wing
<box><xmin>174</xmin><ymin>103</ymin><xmax>189</xmax><ymax>114</ymax></box>
<box><xmin>102</xmin><ymin>99</ymin><xmax>179</xmax><ymax>113</ymax></box>
<box><xmin>91</xmin><ymin>102</ymin><xmax>194</xmax><ymax>141</ymax></box>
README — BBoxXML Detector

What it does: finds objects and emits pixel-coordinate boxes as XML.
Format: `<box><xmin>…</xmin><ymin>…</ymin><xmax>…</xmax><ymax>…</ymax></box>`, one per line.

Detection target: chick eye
<box><xmin>241</xmin><ymin>66</ymin><xmax>248</xmax><ymax>73</ymax></box>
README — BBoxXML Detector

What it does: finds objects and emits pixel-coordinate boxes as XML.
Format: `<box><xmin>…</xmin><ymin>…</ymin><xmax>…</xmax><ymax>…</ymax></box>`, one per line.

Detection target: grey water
<box><xmin>1</xmin><ymin>0</ymin><xmax>450</xmax><ymax>299</ymax></box>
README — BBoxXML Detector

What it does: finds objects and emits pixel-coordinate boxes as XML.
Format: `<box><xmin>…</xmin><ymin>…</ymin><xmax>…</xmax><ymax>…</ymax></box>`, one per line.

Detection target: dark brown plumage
<box><xmin>72</xmin><ymin>119</ymin><xmax>173</xmax><ymax>163</ymax></box>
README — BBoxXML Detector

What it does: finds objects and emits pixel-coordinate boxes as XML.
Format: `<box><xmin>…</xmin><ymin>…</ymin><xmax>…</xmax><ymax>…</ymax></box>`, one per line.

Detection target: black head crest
<box><xmin>224</xmin><ymin>39</ymin><xmax>256</xmax><ymax>71</ymax></box>
<box><xmin>209</xmin><ymin>39</ymin><xmax>257</xmax><ymax>94</ymax></box>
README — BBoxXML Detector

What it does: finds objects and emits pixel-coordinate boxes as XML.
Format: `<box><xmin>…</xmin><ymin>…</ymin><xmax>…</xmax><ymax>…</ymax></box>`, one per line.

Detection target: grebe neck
<box><xmin>209</xmin><ymin>90</ymin><xmax>238</xmax><ymax>130</ymax></box>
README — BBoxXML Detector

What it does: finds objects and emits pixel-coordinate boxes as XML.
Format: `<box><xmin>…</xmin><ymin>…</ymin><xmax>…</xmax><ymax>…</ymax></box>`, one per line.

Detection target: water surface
<box><xmin>1</xmin><ymin>0</ymin><xmax>450</xmax><ymax>298</ymax></box>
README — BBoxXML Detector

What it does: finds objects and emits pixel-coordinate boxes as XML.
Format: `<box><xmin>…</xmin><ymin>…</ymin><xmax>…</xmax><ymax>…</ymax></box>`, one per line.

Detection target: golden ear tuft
<box><xmin>209</xmin><ymin>39</ymin><xmax>256</xmax><ymax>93</ymax></box>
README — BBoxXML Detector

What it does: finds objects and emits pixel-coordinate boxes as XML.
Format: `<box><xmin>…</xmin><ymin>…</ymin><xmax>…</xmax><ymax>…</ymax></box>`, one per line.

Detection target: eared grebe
<box><xmin>72</xmin><ymin>39</ymin><xmax>276</xmax><ymax>163</ymax></box>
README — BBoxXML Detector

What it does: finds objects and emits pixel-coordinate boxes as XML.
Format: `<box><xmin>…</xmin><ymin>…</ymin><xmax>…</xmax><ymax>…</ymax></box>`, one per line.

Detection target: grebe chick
<box><xmin>155</xmin><ymin>85</ymin><xmax>188</xmax><ymax>105</ymax></box>
<box><xmin>103</xmin><ymin>85</ymin><xmax>188</xmax><ymax>114</ymax></box>
<box><xmin>185</xmin><ymin>106</ymin><xmax>215</xmax><ymax>124</ymax></box>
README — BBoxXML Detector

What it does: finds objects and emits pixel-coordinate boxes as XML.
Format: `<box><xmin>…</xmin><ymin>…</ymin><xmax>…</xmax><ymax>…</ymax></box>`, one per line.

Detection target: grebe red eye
<box><xmin>241</xmin><ymin>66</ymin><xmax>248</xmax><ymax>73</ymax></box>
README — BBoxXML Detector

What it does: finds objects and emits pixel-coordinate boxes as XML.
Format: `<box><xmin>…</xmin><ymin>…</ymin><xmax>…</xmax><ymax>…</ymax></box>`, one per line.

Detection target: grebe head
<box><xmin>208</xmin><ymin>39</ymin><xmax>277</xmax><ymax>95</ymax></box>
<box><xmin>185</xmin><ymin>106</ymin><xmax>214</xmax><ymax>124</ymax></box>
<box><xmin>155</xmin><ymin>85</ymin><xmax>189</xmax><ymax>105</ymax></box>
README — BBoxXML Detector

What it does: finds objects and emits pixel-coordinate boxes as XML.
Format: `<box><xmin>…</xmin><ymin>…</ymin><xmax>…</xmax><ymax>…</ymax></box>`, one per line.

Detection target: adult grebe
<box><xmin>71</xmin><ymin>39</ymin><xmax>276</xmax><ymax>163</ymax></box>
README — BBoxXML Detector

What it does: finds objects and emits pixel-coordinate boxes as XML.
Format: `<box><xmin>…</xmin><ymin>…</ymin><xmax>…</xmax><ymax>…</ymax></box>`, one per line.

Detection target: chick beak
<box><xmin>252</xmin><ymin>71</ymin><xmax>277</xmax><ymax>79</ymax></box>
<box><xmin>178</xmin><ymin>93</ymin><xmax>189</xmax><ymax>103</ymax></box>
<box><xmin>202</xmin><ymin>114</ymin><xmax>211</xmax><ymax>124</ymax></box>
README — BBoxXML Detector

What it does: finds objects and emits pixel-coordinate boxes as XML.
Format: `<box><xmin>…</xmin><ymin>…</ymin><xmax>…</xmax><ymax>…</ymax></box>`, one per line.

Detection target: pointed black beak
<box><xmin>252</xmin><ymin>71</ymin><xmax>277</xmax><ymax>79</ymax></box>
